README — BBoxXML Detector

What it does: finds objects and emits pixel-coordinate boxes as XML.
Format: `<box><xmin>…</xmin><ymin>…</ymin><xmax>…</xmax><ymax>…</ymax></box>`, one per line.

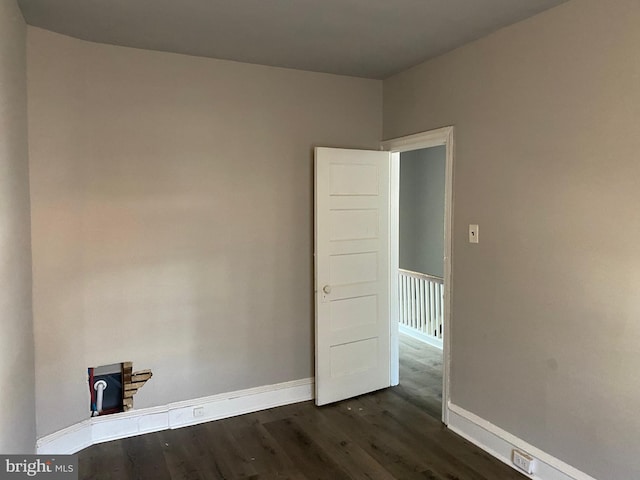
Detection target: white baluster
<box><xmin>438</xmin><ymin>281</ymin><xmax>443</xmax><ymax>338</ymax></box>
<box><xmin>434</xmin><ymin>282</ymin><xmax>441</xmax><ymax>338</ymax></box>
<box><xmin>419</xmin><ymin>278</ymin><xmax>426</xmax><ymax>333</ymax></box>
<box><xmin>399</xmin><ymin>273</ymin><xmax>404</xmax><ymax>326</ymax></box>
<box><xmin>403</xmin><ymin>274</ymin><xmax>408</xmax><ymax>327</ymax></box>
<box><xmin>428</xmin><ymin>281</ymin><xmax>435</xmax><ymax>335</ymax></box>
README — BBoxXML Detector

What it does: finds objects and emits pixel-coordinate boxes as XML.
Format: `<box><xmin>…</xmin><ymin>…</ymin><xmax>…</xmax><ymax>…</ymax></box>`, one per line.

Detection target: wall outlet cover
<box><xmin>512</xmin><ymin>449</ymin><xmax>535</xmax><ymax>474</ymax></box>
<box><xmin>193</xmin><ymin>406</ymin><xmax>204</xmax><ymax>418</ymax></box>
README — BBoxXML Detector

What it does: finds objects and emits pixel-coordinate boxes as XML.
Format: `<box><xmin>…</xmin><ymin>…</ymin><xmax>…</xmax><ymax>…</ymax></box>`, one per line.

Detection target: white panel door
<box><xmin>314</xmin><ymin>147</ymin><xmax>391</xmax><ymax>405</ymax></box>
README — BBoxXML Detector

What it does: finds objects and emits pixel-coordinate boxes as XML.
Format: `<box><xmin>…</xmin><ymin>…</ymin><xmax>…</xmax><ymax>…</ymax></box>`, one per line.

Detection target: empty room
<box><xmin>1</xmin><ymin>1</ymin><xmax>639</xmax><ymax>479</ymax></box>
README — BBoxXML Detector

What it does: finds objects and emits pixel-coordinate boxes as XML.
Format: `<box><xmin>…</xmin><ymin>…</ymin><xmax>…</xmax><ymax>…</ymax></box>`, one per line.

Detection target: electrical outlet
<box><xmin>512</xmin><ymin>449</ymin><xmax>535</xmax><ymax>474</ymax></box>
<box><xmin>193</xmin><ymin>406</ymin><xmax>204</xmax><ymax>418</ymax></box>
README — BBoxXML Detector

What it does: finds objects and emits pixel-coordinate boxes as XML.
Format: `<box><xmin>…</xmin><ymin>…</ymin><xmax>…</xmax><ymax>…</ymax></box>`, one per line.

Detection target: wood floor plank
<box><xmin>396</xmin><ymin>334</ymin><xmax>443</xmax><ymax>417</ymax></box>
<box><xmin>158</xmin><ymin>427</ymin><xmax>218</xmax><ymax>480</ymax></box>
<box><xmin>223</xmin><ymin>413</ymin><xmax>296</xmax><ymax>476</ymax></box>
<box><xmin>367</xmin><ymin>391</ymin><xmax>525</xmax><ymax>480</ymax></box>
<box><xmin>102</xmin><ymin>441</ymin><xmax>137</xmax><ymax>480</ymax></box>
<box><xmin>318</xmin><ymin>399</ymin><xmax>451</xmax><ymax>480</ymax></box>
<box><xmin>205</xmin><ymin>420</ymin><xmax>261</xmax><ymax>479</ymax></box>
<box><xmin>79</xmin><ymin>441</ymin><xmax>132</xmax><ymax>480</ymax></box>
<box><xmin>263</xmin><ymin>417</ymin><xmax>351</xmax><ymax>480</ymax></box>
<box><xmin>120</xmin><ymin>434</ymin><xmax>172</xmax><ymax>480</ymax></box>
<box><xmin>356</xmin><ymin>394</ymin><xmax>495</xmax><ymax>480</ymax></box>
<box><xmin>287</xmin><ymin>404</ymin><xmax>397</xmax><ymax>480</ymax></box>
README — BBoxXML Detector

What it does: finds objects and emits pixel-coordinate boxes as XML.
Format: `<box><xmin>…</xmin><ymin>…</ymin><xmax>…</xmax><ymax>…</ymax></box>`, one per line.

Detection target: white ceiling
<box><xmin>18</xmin><ymin>0</ymin><xmax>567</xmax><ymax>79</ymax></box>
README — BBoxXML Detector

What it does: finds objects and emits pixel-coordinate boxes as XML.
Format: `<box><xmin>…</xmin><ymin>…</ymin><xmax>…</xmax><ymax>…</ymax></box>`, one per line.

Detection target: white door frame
<box><xmin>381</xmin><ymin>126</ymin><xmax>454</xmax><ymax>425</ymax></box>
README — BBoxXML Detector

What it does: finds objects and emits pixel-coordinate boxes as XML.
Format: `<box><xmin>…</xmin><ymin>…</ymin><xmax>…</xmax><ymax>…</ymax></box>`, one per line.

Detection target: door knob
<box><xmin>323</xmin><ymin>285</ymin><xmax>332</xmax><ymax>294</ymax></box>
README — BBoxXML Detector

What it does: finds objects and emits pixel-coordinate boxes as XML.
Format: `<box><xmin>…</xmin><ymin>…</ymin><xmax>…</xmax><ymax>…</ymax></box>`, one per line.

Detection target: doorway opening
<box><xmin>383</xmin><ymin>126</ymin><xmax>454</xmax><ymax>425</ymax></box>
<box><xmin>396</xmin><ymin>145</ymin><xmax>446</xmax><ymax>420</ymax></box>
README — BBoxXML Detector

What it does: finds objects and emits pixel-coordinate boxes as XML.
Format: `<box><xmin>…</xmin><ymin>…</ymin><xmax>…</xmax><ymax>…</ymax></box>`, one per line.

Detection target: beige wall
<box><xmin>28</xmin><ymin>27</ymin><xmax>382</xmax><ymax>437</ymax></box>
<box><xmin>0</xmin><ymin>0</ymin><xmax>36</xmax><ymax>453</ymax></box>
<box><xmin>385</xmin><ymin>1</ymin><xmax>640</xmax><ymax>478</ymax></box>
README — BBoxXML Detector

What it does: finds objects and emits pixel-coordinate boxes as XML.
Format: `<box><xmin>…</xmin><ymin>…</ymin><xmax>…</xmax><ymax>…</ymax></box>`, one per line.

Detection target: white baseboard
<box><xmin>447</xmin><ymin>403</ymin><xmax>598</xmax><ymax>480</ymax></box>
<box><xmin>37</xmin><ymin>377</ymin><xmax>314</xmax><ymax>455</ymax></box>
<box><xmin>399</xmin><ymin>323</ymin><xmax>443</xmax><ymax>350</ymax></box>
<box><xmin>35</xmin><ymin>421</ymin><xmax>93</xmax><ymax>455</ymax></box>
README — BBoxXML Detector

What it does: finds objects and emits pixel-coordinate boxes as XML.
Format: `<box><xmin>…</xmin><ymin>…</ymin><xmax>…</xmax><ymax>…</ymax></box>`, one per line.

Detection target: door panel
<box><xmin>329</xmin><ymin>252</ymin><xmax>378</xmax><ymax>285</ymax></box>
<box><xmin>329</xmin><ymin>209</ymin><xmax>378</xmax><ymax>240</ymax></box>
<box><xmin>330</xmin><ymin>295</ymin><xmax>378</xmax><ymax>331</ymax></box>
<box><xmin>329</xmin><ymin>164</ymin><xmax>379</xmax><ymax>195</ymax></box>
<box><xmin>315</xmin><ymin>147</ymin><xmax>391</xmax><ymax>405</ymax></box>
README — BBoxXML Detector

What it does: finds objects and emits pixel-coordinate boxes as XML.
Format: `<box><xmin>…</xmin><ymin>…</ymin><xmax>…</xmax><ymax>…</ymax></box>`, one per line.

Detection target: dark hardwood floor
<box><xmin>78</xmin><ymin>335</ymin><xmax>525</xmax><ymax>479</ymax></box>
<box><xmin>396</xmin><ymin>333</ymin><xmax>443</xmax><ymax>420</ymax></box>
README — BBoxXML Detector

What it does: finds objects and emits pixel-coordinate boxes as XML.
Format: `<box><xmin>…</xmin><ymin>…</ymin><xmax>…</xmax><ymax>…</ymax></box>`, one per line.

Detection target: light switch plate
<box><xmin>469</xmin><ymin>224</ymin><xmax>479</xmax><ymax>243</ymax></box>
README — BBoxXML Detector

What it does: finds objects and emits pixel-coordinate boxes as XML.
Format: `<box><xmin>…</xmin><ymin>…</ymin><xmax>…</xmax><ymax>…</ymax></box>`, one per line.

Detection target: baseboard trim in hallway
<box><xmin>399</xmin><ymin>323</ymin><xmax>443</xmax><ymax>350</ymax></box>
<box><xmin>36</xmin><ymin>377</ymin><xmax>314</xmax><ymax>454</ymax></box>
